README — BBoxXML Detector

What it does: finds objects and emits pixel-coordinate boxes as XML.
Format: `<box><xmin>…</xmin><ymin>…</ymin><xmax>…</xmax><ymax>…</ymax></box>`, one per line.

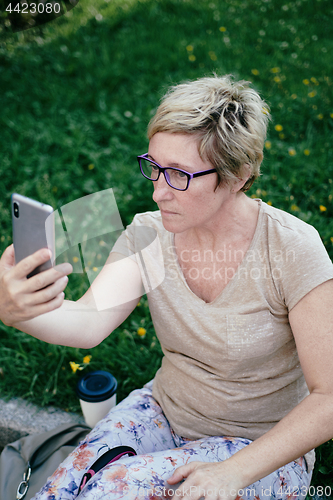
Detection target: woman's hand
<box><xmin>0</xmin><ymin>244</ymin><xmax>72</xmax><ymax>327</ymax></box>
<box><xmin>167</xmin><ymin>461</ymin><xmax>244</xmax><ymax>500</ymax></box>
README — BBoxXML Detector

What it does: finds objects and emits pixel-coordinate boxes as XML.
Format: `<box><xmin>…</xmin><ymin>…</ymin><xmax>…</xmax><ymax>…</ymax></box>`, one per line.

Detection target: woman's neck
<box><xmin>176</xmin><ymin>194</ymin><xmax>260</xmax><ymax>251</ymax></box>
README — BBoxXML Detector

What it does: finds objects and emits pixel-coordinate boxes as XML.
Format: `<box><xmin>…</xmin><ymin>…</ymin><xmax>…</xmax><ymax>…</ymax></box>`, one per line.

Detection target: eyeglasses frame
<box><xmin>137</xmin><ymin>153</ymin><xmax>217</xmax><ymax>191</ymax></box>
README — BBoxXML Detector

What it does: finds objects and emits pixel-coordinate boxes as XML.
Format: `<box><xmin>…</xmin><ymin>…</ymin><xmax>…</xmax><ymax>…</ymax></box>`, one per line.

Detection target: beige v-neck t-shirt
<box><xmin>112</xmin><ymin>199</ymin><xmax>333</xmax><ymax>471</ymax></box>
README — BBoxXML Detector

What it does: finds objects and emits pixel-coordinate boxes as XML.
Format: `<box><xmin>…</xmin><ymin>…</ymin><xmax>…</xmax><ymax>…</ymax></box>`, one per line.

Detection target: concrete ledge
<box><xmin>0</xmin><ymin>397</ymin><xmax>85</xmax><ymax>452</ymax></box>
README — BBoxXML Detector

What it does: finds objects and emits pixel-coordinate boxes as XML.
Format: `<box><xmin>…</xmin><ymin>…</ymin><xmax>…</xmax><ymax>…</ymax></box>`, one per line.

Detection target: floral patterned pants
<box><xmin>32</xmin><ymin>381</ymin><xmax>312</xmax><ymax>500</ymax></box>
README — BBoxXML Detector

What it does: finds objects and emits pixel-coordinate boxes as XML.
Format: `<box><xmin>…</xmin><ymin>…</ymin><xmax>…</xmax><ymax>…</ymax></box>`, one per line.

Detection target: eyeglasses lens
<box><xmin>140</xmin><ymin>158</ymin><xmax>188</xmax><ymax>190</ymax></box>
<box><xmin>141</xmin><ymin>159</ymin><xmax>159</xmax><ymax>180</ymax></box>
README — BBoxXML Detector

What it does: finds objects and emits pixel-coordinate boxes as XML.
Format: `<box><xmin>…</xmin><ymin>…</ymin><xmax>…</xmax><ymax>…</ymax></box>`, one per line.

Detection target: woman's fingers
<box><xmin>14</xmin><ymin>291</ymin><xmax>66</xmax><ymax>324</ymax></box>
<box><xmin>29</xmin><ymin>275</ymin><xmax>69</xmax><ymax>306</ymax></box>
<box><xmin>25</xmin><ymin>262</ymin><xmax>73</xmax><ymax>293</ymax></box>
<box><xmin>168</xmin><ymin>462</ymin><xmax>201</xmax><ymax>484</ymax></box>
<box><xmin>14</xmin><ymin>248</ymin><xmax>52</xmax><ymax>280</ymax></box>
<box><xmin>3</xmin><ymin>270</ymin><xmax>69</xmax><ymax>326</ymax></box>
<box><xmin>0</xmin><ymin>246</ymin><xmax>73</xmax><ymax>326</ymax></box>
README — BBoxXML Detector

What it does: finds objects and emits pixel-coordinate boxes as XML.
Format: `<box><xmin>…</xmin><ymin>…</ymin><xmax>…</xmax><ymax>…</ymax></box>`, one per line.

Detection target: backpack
<box><xmin>0</xmin><ymin>422</ymin><xmax>90</xmax><ymax>500</ymax></box>
<box><xmin>0</xmin><ymin>422</ymin><xmax>137</xmax><ymax>500</ymax></box>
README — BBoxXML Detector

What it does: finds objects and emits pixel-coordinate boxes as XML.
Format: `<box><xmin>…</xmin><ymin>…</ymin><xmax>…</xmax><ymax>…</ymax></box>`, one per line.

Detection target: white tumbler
<box><xmin>76</xmin><ymin>371</ymin><xmax>118</xmax><ymax>428</ymax></box>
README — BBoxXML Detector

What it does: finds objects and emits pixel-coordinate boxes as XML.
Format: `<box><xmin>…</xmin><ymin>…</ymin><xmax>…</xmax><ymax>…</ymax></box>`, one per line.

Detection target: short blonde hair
<box><xmin>148</xmin><ymin>75</ymin><xmax>270</xmax><ymax>191</ymax></box>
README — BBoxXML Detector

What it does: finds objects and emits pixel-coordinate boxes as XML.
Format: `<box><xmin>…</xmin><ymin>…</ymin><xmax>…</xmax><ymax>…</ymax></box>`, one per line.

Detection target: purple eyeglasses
<box><xmin>137</xmin><ymin>153</ymin><xmax>217</xmax><ymax>191</ymax></box>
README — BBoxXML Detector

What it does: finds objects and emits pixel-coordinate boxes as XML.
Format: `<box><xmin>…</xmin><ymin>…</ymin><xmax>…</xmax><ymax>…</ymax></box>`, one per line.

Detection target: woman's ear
<box><xmin>231</xmin><ymin>164</ymin><xmax>252</xmax><ymax>193</ymax></box>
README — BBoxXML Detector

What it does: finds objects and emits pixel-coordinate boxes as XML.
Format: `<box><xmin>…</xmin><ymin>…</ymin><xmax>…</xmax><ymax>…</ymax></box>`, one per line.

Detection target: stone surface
<box><xmin>0</xmin><ymin>396</ymin><xmax>85</xmax><ymax>451</ymax></box>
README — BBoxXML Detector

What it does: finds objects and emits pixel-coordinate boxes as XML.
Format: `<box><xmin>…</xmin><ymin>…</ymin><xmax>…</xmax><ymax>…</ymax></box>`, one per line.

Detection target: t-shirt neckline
<box><xmin>169</xmin><ymin>198</ymin><xmax>264</xmax><ymax>305</ymax></box>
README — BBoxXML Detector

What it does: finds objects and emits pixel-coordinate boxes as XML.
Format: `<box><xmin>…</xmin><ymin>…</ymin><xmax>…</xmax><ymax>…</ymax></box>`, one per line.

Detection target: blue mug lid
<box><xmin>76</xmin><ymin>370</ymin><xmax>117</xmax><ymax>403</ymax></box>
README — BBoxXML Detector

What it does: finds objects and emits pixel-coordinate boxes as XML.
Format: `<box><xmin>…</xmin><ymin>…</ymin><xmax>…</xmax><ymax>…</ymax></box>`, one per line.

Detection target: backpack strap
<box><xmin>15</xmin><ymin>423</ymin><xmax>91</xmax><ymax>500</ymax></box>
<box><xmin>78</xmin><ymin>446</ymin><xmax>137</xmax><ymax>495</ymax></box>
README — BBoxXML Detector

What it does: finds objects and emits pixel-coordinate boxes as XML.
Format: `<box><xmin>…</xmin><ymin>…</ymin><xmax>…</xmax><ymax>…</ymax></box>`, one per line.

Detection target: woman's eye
<box><xmin>176</xmin><ymin>170</ymin><xmax>186</xmax><ymax>178</ymax></box>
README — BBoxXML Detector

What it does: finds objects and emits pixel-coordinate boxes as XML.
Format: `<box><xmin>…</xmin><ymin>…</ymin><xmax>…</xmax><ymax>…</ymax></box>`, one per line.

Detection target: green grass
<box><xmin>0</xmin><ymin>0</ymin><xmax>333</xmax><ymax>496</ymax></box>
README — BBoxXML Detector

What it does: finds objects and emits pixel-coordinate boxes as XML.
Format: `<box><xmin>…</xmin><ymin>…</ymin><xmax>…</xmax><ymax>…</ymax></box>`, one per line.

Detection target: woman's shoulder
<box><xmin>125</xmin><ymin>210</ymin><xmax>167</xmax><ymax>247</ymax></box>
<box><xmin>260</xmin><ymin>200</ymin><xmax>319</xmax><ymax>239</ymax></box>
<box><xmin>258</xmin><ymin>201</ymin><xmax>333</xmax><ymax>311</ymax></box>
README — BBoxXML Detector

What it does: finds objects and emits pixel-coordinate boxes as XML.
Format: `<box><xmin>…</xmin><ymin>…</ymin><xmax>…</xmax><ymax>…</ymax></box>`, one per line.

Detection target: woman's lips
<box><xmin>160</xmin><ymin>209</ymin><xmax>178</xmax><ymax>216</ymax></box>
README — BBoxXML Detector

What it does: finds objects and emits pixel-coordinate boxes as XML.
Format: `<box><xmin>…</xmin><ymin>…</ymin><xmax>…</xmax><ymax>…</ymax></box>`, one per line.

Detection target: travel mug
<box><xmin>76</xmin><ymin>370</ymin><xmax>118</xmax><ymax>428</ymax></box>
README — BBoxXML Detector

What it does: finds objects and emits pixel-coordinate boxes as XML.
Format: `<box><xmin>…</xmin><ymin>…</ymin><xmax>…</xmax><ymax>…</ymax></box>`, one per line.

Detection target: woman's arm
<box><xmin>168</xmin><ymin>279</ymin><xmax>333</xmax><ymax>498</ymax></box>
<box><xmin>227</xmin><ymin>278</ymin><xmax>333</xmax><ymax>485</ymax></box>
<box><xmin>0</xmin><ymin>245</ymin><xmax>143</xmax><ymax>348</ymax></box>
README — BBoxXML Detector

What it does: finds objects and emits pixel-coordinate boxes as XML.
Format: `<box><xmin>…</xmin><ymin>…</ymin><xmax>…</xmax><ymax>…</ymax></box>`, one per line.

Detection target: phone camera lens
<box><xmin>13</xmin><ymin>202</ymin><xmax>19</xmax><ymax>218</ymax></box>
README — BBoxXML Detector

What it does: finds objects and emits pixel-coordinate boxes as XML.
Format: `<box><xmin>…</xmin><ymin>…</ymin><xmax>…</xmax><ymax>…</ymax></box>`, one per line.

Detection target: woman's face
<box><xmin>148</xmin><ymin>132</ymin><xmax>236</xmax><ymax>235</ymax></box>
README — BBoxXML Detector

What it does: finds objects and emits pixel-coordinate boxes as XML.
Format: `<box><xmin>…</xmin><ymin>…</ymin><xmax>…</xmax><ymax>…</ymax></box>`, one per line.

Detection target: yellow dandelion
<box><xmin>310</xmin><ymin>77</ymin><xmax>318</xmax><ymax>85</ymax></box>
<box><xmin>288</xmin><ymin>148</ymin><xmax>296</xmax><ymax>156</ymax></box>
<box><xmin>251</xmin><ymin>69</ymin><xmax>259</xmax><ymax>75</ymax></box>
<box><xmin>275</xmin><ymin>124</ymin><xmax>283</xmax><ymax>132</ymax></box>
<box><xmin>317</xmin><ymin>114</ymin><xmax>324</xmax><ymax>120</ymax></box>
<box><xmin>274</xmin><ymin>76</ymin><xmax>281</xmax><ymax>83</ymax></box>
<box><xmin>137</xmin><ymin>302</ymin><xmax>141</xmax><ymax>307</ymax></box>
<box><xmin>73</xmin><ymin>256</ymin><xmax>79</xmax><ymax>263</ymax></box>
<box><xmin>83</xmin><ymin>355</ymin><xmax>92</xmax><ymax>364</ymax></box>
<box><xmin>291</xmin><ymin>94</ymin><xmax>297</xmax><ymax>99</ymax></box>
<box><xmin>271</xmin><ymin>67</ymin><xmax>280</xmax><ymax>73</ymax></box>
<box><xmin>209</xmin><ymin>51</ymin><xmax>217</xmax><ymax>61</ymax></box>
<box><xmin>303</xmin><ymin>79</ymin><xmax>310</xmax><ymax>85</ymax></box>
<box><xmin>186</xmin><ymin>45</ymin><xmax>193</xmax><ymax>52</ymax></box>
<box><xmin>92</xmin><ymin>267</ymin><xmax>98</xmax><ymax>272</ymax></box>
<box><xmin>265</xmin><ymin>141</ymin><xmax>272</xmax><ymax>149</ymax></box>
<box><xmin>189</xmin><ymin>54</ymin><xmax>196</xmax><ymax>62</ymax></box>
<box><xmin>137</xmin><ymin>327</ymin><xmax>146</xmax><ymax>337</ymax></box>
<box><xmin>88</xmin><ymin>164</ymin><xmax>94</xmax><ymax>170</ymax></box>
<box><xmin>279</xmin><ymin>133</ymin><xmax>285</xmax><ymax>139</ymax></box>
<box><xmin>304</xmin><ymin>149</ymin><xmax>310</xmax><ymax>156</ymax></box>
<box><xmin>291</xmin><ymin>204</ymin><xmax>300</xmax><ymax>211</ymax></box>
<box><xmin>70</xmin><ymin>361</ymin><xmax>82</xmax><ymax>374</ymax></box>
<box><xmin>219</xmin><ymin>26</ymin><xmax>226</xmax><ymax>32</ymax></box>
<box><xmin>319</xmin><ymin>205</ymin><xmax>327</xmax><ymax>212</ymax></box>
<box><xmin>251</xmin><ymin>194</ymin><xmax>257</xmax><ymax>199</ymax></box>
<box><xmin>267</xmin><ymin>201</ymin><xmax>272</xmax><ymax>206</ymax></box>
<box><xmin>308</xmin><ymin>90</ymin><xmax>317</xmax><ymax>98</ymax></box>
<box><xmin>330</xmin><ymin>113</ymin><xmax>333</xmax><ymax>119</ymax></box>
<box><xmin>331</xmin><ymin>237</ymin><xmax>333</xmax><ymax>244</ymax></box>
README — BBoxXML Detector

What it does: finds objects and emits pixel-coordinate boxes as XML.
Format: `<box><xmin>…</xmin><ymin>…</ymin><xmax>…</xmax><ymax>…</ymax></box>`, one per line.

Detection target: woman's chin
<box><xmin>160</xmin><ymin>216</ymin><xmax>183</xmax><ymax>233</ymax></box>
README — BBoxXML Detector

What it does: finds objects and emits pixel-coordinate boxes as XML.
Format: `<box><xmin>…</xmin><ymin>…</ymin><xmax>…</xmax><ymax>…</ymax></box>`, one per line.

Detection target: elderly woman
<box><xmin>1</xmin><ymin>75</ymin><xmax>333</xmax><ymax>500</ymax></box>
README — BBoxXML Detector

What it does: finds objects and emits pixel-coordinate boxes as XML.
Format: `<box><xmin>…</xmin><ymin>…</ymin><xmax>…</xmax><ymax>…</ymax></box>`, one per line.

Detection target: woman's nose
<box><xmin>152</xmin><ymin>173</ymin><xmax>174</xmax><ymax>203</ymax></box>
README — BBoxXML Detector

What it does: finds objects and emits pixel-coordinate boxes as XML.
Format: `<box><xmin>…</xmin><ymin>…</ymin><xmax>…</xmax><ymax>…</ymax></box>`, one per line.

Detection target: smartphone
<box><xmin>11</xmin><ymin>193</ymin><xmax>55</xmax><ymax>278</ymax></box>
